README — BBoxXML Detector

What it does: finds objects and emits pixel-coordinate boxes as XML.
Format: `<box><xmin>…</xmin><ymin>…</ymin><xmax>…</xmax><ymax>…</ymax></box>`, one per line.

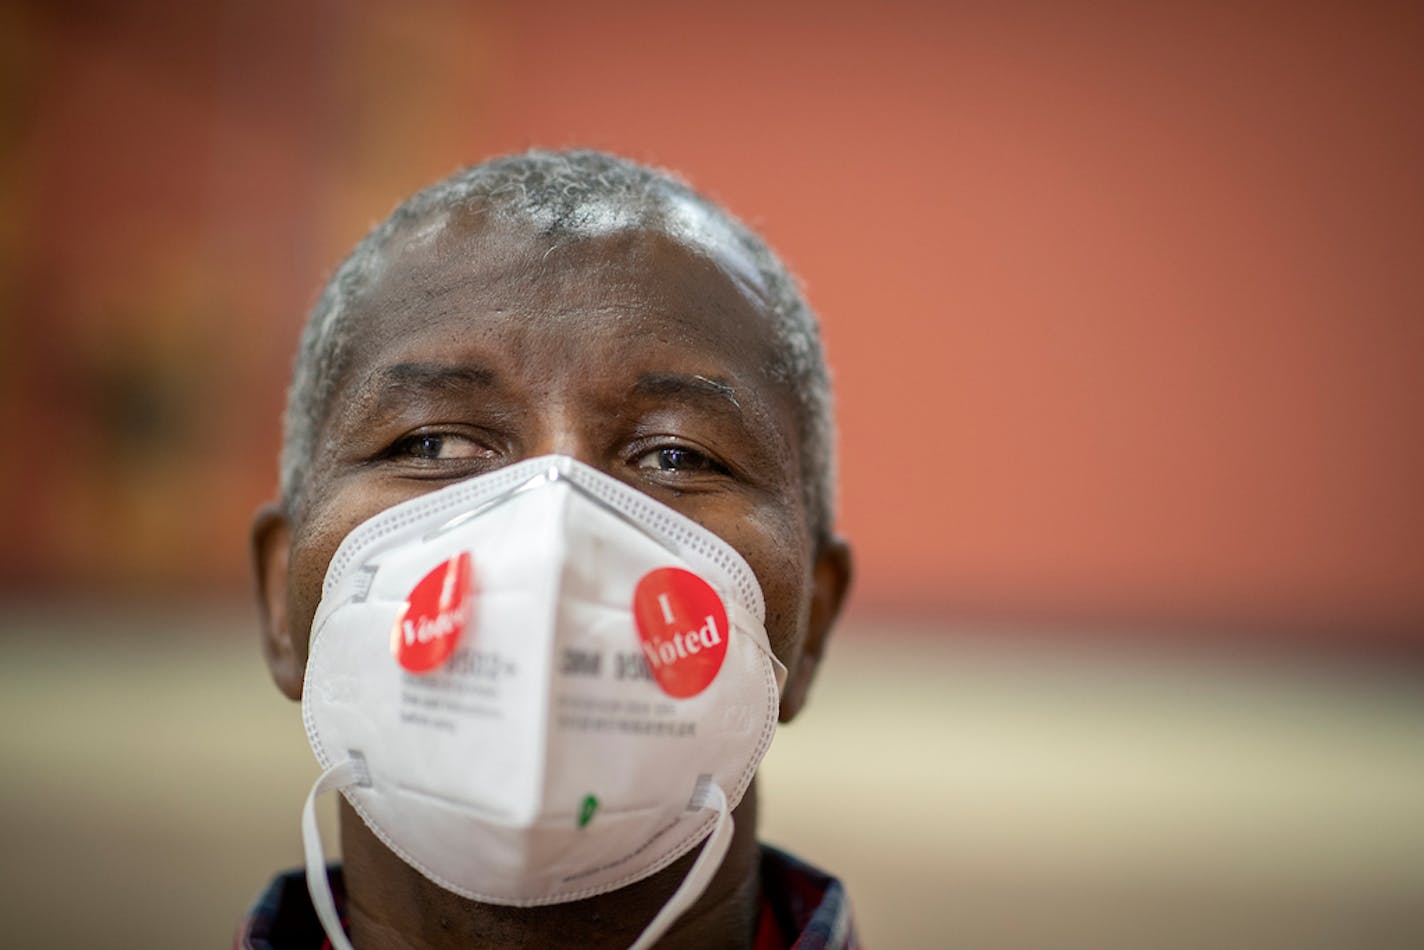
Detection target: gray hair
<box><xmin>280</xmin><ymin>149</ymin><xmax>836</xmax><ymax>538</ymax></box>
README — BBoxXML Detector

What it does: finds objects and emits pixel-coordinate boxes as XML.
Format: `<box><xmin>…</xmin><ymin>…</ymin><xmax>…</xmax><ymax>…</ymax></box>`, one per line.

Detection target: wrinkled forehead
<box><xmin>384</xmin><ymin>192</ymin><xmax>773</xmax><ymax>306</ymax></box>
<box><xmin>310</xmin><ymin>204</ymin><xmax>798</xmax><ymax>439</ymax></box>
<box><xmin>331</xmin><ymin>203</ymin><xmax>782</xmax><ymax>377</ymax></box>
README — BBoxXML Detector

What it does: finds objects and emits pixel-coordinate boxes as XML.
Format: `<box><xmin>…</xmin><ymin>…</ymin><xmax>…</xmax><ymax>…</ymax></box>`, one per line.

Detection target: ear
<box><xmin>779</xmin><ymin>535</ymin><xmax>852</xmax><ymax>722</ymax></box>
<box><xmin>252</xmin><ymin>502</ymin><xmax>305</xmax><ymax>701</ymax></box>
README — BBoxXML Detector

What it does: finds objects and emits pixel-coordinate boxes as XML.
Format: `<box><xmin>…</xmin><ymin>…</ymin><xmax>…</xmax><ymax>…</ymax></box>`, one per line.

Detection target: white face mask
<box><xmin>298</xmin><ymin>455</ymin><xmax>786</xmax><ymax>950</ymax></box>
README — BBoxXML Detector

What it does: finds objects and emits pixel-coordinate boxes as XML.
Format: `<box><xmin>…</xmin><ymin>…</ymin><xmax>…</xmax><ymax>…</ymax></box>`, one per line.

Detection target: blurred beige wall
<box><xmin>2</xmin><ymin>607</ymin><xmax>1421</xmax><ymax>948</ymax></box>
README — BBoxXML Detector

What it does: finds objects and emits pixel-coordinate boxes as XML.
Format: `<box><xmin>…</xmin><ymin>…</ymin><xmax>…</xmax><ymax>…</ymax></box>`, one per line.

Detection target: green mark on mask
<box><xmin>578</xmin><ymin>794</ymin><xmax>599</xmax><ymax>828</ymax></box>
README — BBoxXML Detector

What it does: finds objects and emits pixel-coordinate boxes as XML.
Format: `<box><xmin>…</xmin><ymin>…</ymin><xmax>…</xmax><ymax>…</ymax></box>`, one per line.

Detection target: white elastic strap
<box><xmin>302</xmin><ymin>760</ymin><xmax>362</xmax><ymax>950</ymax></box>
<box><xmin>627</xmin><ymin>781</ymin><xmax>733</xmax><ymax>950</ymax></box>
<box><xmin>302</xmin><ymin>765</ymin><xmax>730</xmax><ymax>950</ymax></box>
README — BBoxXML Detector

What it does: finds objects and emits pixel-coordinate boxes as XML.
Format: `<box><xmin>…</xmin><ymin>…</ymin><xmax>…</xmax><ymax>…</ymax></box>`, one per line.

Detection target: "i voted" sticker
<box><xmin>632</xmin><ymin>567</ymin><xmax>728</xmax><ymax>699</ymax></box>
<box><xmin>391</xmin><ymin>552</ymin><xmax>473</xmax><ymax>673</ymax></box>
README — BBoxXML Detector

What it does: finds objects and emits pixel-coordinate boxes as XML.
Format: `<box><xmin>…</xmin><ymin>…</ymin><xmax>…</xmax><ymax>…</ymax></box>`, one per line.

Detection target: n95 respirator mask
<box><xmin>297</xmin><ymin>455</ymin><xmax>786</xmax><ymax>950</ymax></box>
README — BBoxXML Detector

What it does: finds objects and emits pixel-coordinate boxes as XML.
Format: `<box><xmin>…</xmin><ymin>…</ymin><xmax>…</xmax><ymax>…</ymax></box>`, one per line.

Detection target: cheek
<box><xmin>722</xmin><ymin>505</ymin><xmax>814</xmax><ymax>667</ymax></box>
<box><xmin>285</xmin><ymin>490</ymin><xmax>388</xmax><ymax>658</ymax></box>
<box><xmin>760</xmin><ymin>562</ymin><xmax>814</xmax><ymax>668</ymax></box>
<box><xmin>285</xmin><ymin>536</ymin><xmax>338</xmax><ymax>662</ymax></box>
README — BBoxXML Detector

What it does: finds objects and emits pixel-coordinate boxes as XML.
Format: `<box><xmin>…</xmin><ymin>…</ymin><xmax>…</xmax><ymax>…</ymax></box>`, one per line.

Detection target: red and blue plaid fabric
<box><xmin>236</xmin><ymin>845</ymin><xmax>858</xmax><ymax>949</ymax></box>
<box><xmin>754</xmin><ymin>844</ymin><xmax>860</xmax><ymax>950</ymax></box>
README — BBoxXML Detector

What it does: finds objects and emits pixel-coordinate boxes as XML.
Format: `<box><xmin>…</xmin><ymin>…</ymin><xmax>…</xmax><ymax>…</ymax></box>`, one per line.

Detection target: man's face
<box><xmin>255</xmin><ymin>207</ymin><xmax>849</xmax><ymax>720</ymax></box>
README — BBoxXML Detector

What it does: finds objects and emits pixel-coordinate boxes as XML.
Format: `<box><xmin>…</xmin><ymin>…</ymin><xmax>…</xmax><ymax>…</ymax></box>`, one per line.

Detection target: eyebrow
<box><xmin>632</xmin><ymin>372</ymin><xmax>743</xmax><ymax>412</ymax></box>
<box><xmin>357</xmin><ymin>361</ymin><xmax>502</xmax><ymax>415</ymax></box>
<box><xmin>352</xmin><ymin>364</ymin><xmax>750</xmax><ymax>429</ymax></box>
<box><xmin>383</xmin><ymin>362</ymin><xmax>499</xmax><ymax>389</ymax></box>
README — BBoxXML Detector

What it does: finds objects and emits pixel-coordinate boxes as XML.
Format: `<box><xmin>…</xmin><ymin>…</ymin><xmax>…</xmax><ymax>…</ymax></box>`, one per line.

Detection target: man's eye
<box><xmin>635</xmin><ymin>446</ymin><xmax>725</xmax><ymax>474</ymax></box>
<box><xmin>393</xmin><ymin>433</ymin><xmax>486</xmax><ymax>461</ymax></box>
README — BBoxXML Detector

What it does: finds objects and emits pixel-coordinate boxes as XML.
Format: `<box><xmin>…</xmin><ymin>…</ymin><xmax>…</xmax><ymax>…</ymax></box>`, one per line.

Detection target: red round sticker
<box><xmin>391</xmin><ymin>552</ymin><xmax>472</xmax><ymax>673</ymax></box>
<box><xmin>632</xmin><ymin>567</ymin><xmax>729</xmax><ymax>699</ymax></box>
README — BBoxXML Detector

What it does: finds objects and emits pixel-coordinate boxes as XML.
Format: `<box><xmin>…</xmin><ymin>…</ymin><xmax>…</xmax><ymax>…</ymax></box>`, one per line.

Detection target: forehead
<box><xmin>332</xmin><ymin>206</ymin><xmax>786</xmax><ymax>399</ymax></box>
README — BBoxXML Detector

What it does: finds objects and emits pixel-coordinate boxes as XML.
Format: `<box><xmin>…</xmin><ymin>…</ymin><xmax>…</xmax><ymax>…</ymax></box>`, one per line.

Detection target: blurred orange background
<box><xmin>3</xmin><ymin>0</ymin><xmax>1421</xmax><ymax>643</ymax></box>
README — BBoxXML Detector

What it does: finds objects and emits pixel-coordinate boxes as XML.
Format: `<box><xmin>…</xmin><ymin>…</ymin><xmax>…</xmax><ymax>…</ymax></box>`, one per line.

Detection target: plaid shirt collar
<box><xmin>236</xmin><ymin>844</ymin><xmax>858</xmax><ymax>950</ymax></box>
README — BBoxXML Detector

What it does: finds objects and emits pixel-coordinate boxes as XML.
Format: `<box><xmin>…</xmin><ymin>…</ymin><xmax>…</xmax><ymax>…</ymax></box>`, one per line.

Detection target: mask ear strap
<box><xmin>302</xmin><ymin>759</ymin><xmax>364</xmax><ymax>950</ymax></box>
<box><xmin>628</xmin><ymin>780</ymin><xmax>733</xmax><ymax>950</ymax></box>
<box><xmin>302</xmin><ymin>764</ymin><xmax>730</xmax><ymax>950</ymax></box>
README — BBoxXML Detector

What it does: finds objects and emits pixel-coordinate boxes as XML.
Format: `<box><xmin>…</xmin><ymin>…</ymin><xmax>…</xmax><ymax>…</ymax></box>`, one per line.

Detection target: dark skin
<box><xmin>253</xmin><ymin>205</ymin><xmax>852</xmax><ymax>949</ymax></box>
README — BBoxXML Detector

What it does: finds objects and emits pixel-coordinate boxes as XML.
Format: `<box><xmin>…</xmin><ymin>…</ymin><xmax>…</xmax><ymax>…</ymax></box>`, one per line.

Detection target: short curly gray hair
<box><xmin>280</xmin><ymin>149</ymin><xmax>836</xmax><ymax>538</ymax></box>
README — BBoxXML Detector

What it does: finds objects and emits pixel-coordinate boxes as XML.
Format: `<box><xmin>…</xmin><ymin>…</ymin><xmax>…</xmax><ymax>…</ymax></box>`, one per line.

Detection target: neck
<box><xmin>337</xmin><ymin>780</ymin><xmax>762</xmax><ymax>950</ymax></box>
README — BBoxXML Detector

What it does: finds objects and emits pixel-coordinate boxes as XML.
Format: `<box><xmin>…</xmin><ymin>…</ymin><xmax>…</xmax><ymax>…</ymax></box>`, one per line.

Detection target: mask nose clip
<box><xmin>421</xmin><ymin>457</ymin><xmax>689</xmax><ymax>561</ymax></box>
<box><xmin>423</xmin><ymin>461</ymin><xmax>571</xmax><ymax>542</ymax></box>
